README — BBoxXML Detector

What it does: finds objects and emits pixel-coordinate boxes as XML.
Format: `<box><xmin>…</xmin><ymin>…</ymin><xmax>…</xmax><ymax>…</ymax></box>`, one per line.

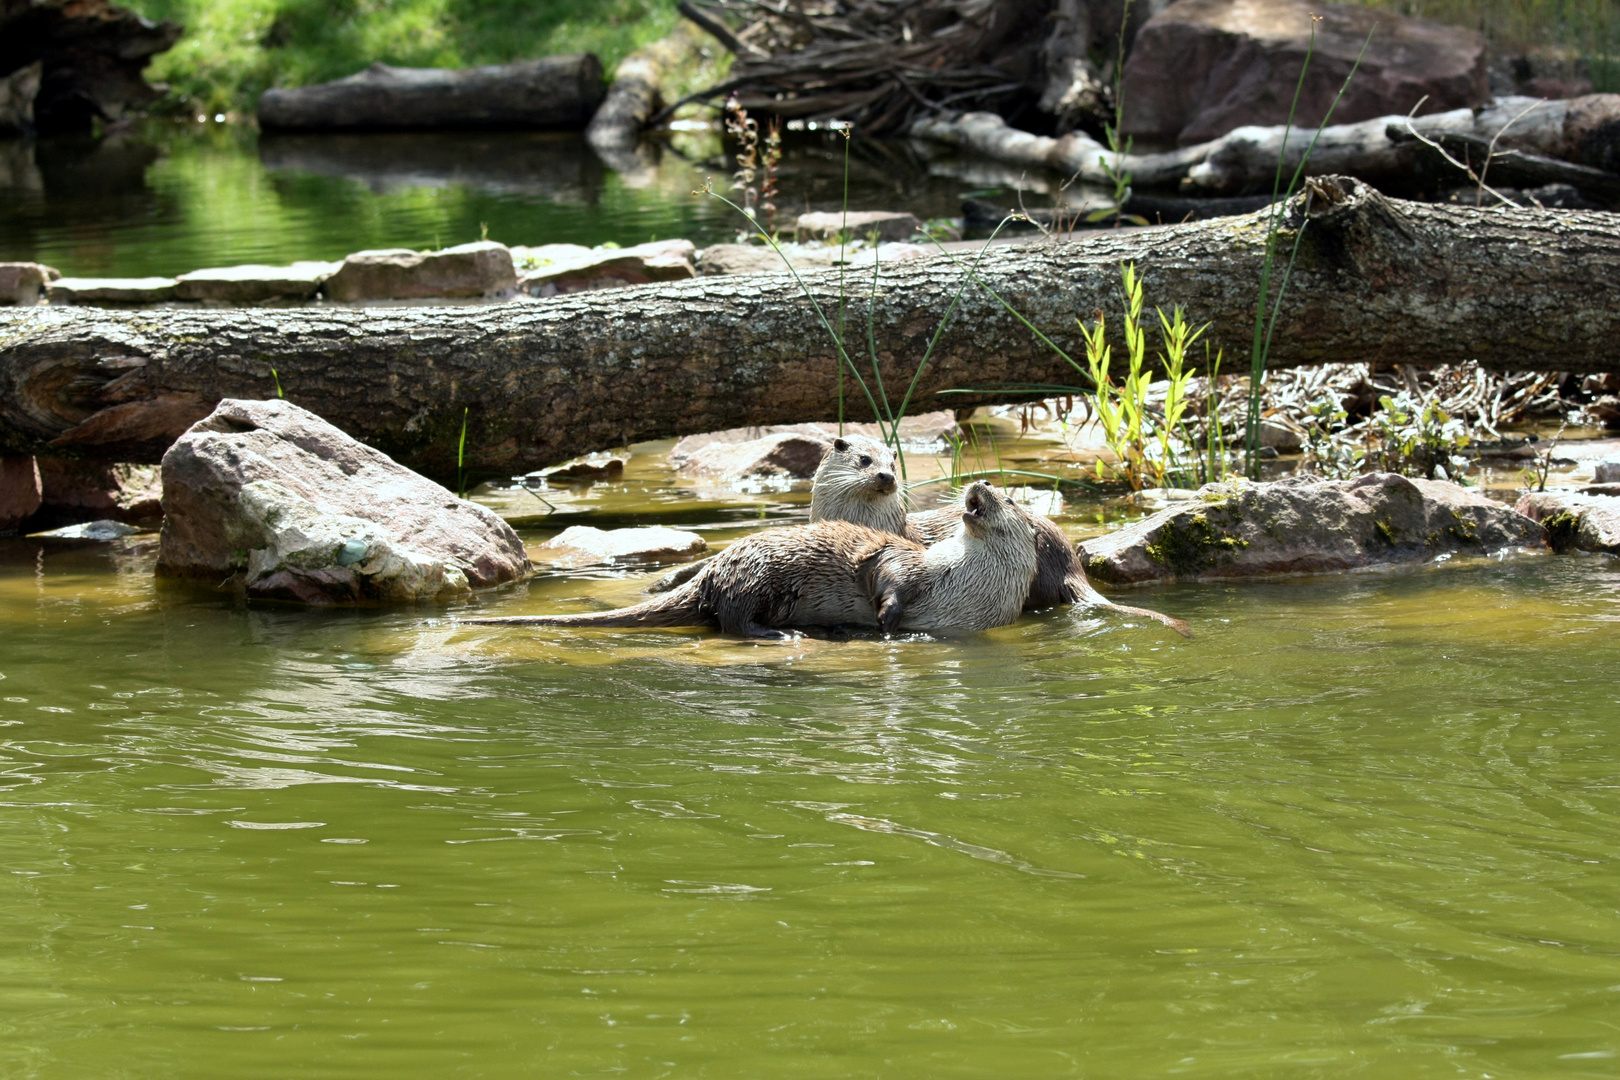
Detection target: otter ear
<box><xmin>832</xmin><ymin>438</ymin><xmax>850</xmax><ymax>452</ymax></box>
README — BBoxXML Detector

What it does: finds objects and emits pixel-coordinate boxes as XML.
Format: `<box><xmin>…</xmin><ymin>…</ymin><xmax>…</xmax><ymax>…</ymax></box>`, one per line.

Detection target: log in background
<box><xmin>2</xmin><ymin>179</ymin><xmax>1617</xmax><ymax>483</ymax></box>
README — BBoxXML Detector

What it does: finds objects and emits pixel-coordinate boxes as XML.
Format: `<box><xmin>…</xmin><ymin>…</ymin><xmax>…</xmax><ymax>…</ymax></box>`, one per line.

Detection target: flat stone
<box><xmin>29</xmin><ymin>519</ymin><xmax>140</xmax><ymax>541</ymax></box>
<box><xmin>793</xmin><ymin>211</ymin><xmax>923</xmax><ymax>243</ymax></box>
<box><xmin>536</xmin><ymin>525</ymin><xmax>707</xmax><ymax>568</ymax></box>
<box><xmin>174</xmin><ymin>261</ymin><xmax>339</xmax><ymax>302</ymax></box>
<box><xmin>516</xmin><ymin>239</ymin><xmax>695</xmax><ymax>296</ymax></box>
<box><xmin>47</xmin><ymin>277</ymin><xmax>177</xmax><ymax>304</ymax></box>
<box><xmin>0</xmin><ymin>455</ymin><xmax>42</xmax><ymax>533</ymax></box>
<box><xmin>157</xmin><ymin>398</ymin><xmax>530</xmax><ymax>603</ymax></box>
<box><xmin>1514</xmin><ymin>490</ymin><xmax>1620</xmax><ymax>555</ymax></box>
<box><xmin>1122</xmin><ymin>0</ymin><xmax>1488</xmax><ymax>146</ymax></box>
<box><xmin>0</xmin><ymin>261</ymin><xmax>58</xmax><ymax>305</ymax></box>
<box><xmin>674</xmin><ymin>432</ymin><xmax>832</xmax><ymax>482</ymax></box>
<box><xmin>322</xmin><ymin>241</ymin><xmax>516</xmax><ymax>302</ymax></box>
<box><xmin>1080</xmin><ymin>472</ymin><xmax>1544</xmax><ymax>585</ymax></box>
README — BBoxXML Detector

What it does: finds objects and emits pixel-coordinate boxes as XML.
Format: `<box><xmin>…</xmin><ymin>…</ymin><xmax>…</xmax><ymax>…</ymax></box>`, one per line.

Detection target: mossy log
<box><xmin>2</xmin><ymin>177</ymin><xmax>1617</xmax><ymax>483</ymax></box>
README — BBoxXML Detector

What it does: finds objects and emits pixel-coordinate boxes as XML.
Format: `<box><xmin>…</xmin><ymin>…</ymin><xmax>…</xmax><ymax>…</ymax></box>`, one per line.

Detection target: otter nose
<box><xmin>875</xmin><ymin>471</ymin><xmax>895</xmax><ymax>489</ymax></box>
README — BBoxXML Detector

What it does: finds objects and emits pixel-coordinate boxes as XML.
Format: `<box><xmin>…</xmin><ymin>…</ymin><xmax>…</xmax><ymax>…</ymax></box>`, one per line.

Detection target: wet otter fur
<box><xmin>812</xmin><ymin>434</ymin><xmax>1192</xmax><ymax>637</ymax></box>
<box><xmin>465</xmin><ymin>481</ymin><xmax>1037</xmax><ymax>638</ymax></box>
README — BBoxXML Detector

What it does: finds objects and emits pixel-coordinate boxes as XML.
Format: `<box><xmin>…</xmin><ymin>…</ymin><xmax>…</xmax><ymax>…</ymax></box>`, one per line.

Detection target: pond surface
<box><xmin>4</xmin><ymin>436</ymin><xmax>1619</xmax><ymax>1078</ymax></box>
<box><xmin>0</xmin><ymin>123</ymin><xmax>978</xmax><ymax>279</ymax></box>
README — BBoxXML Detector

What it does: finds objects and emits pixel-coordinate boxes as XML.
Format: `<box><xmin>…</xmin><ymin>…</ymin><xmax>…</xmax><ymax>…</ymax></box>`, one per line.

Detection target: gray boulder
<box><xmin>157</xmin><ymin>399</ymin><xmax>530</xmax><ymax>603</ymax></box>
<box><xmin>1121</xmin><ymin>0</ymin><xmax>1488</xmax><ymax>146</ymax></box>
<box><xmin>323</xmin><ymin>241</ymin><xmax>516</xmax><ymax>302</ymax></box>
<box><xmin>1</xmin><ymin>455</ymin><xmax>42</xmax><ymax>534</ymax></box>
<box><xmin>1595</xmin><ymin>459</ymin><xmax>1620</xmax><ymax>485</ymax></box>
<box><xmin>47</xmin><ymin>277</ymin><xmax>177</xmax><ymax>304</ymax></box>
<box><xmin>174</xmin><ymin>262</ymin><xmax>339</xmax><ymax>303</ymax></box>
<box><xmin>1081</xmin><ymin>472</ymin><xmax>1544</xmax><ymax>584</ymax></box>
<box><xmin>793</xmin><ymin>211</ymin><xmax>922</xmax><ymax>243</ymax></box>
<box><xmin>1514</xmin><ymin>491</ymin><xmax>1620</xmax><ymax>555</ymax></box>
<box><xmin>673</xmin><ymin>432</ymin><xmax>831</xmax><ymax>482</ymax></box>
<box><xmin>536</xmin><ymin>525</ymin><xmax>706</xmax><ymax>569</ymax></box>
<box><xmin>1</xmin><ymin>261</ymin><xmax>58</xmax><ymax>305</ymax></box>
<box><xmin>515</xmin><ymin>239</ymin><xmax>696</xmax><ymax>297</ymax></box>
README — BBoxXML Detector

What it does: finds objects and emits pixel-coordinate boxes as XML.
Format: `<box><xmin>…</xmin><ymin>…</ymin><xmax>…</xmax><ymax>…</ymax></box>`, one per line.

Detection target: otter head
<box><xmin>959</xmin><ymin>480</ymin><xmax>1031</xmax><ymax>544</ymax></box>
<box><xmin>809</xmin><ymin>434</ymin><xmax>906</xmax><ymax>533</ymax></box>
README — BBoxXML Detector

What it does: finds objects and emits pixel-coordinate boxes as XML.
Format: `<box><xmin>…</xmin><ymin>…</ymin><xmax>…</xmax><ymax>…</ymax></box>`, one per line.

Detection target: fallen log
<box><xmin>257</xmin><ymin>55</ymin><xmax>605</xmax><ymax>131</ymax></box>
<box><xmin>910</xmin><ymin>94</ymin><xmax>1620</xmax><ymax>204</ymax></box>
<box><xmin>2</xmin><ymin>177</ymin><xmax>1617</xmax><ymax>482</ymax></box>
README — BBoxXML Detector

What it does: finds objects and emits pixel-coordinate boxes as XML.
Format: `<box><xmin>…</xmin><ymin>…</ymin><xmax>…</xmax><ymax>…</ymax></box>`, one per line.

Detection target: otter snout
<box><xmin>873</xmin><ymin>470</ymin><xmax>896</xmax><ymax>494</ymax></box>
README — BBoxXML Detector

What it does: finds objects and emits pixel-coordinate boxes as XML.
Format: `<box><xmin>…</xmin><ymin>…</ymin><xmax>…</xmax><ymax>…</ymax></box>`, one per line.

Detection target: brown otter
<box><xmin>811</xmin><ymin>433</ymin><xmax>1192</xmax><ymax>637</ymax></box>
<box><xmin>464</xmin><ymin>481</ymin><xmax>1037</xmax><ymax>638</ymax></box>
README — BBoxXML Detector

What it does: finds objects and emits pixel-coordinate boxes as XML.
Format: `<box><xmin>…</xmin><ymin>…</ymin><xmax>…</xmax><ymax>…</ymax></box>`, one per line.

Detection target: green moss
<box><xmin>1144</xmin><ymin>512</ymin><xmax>1249</xmax><ymax>578</ymax></box>
<box><xmin>1448</xmin><ymin>510</ymin><xmax>1479</xmax><ymax>544</ymax></box>
<box><xmin>1373</xmin><ymin>519</ymin><xmax>1397</xmax><ymax>547</ymax></box>
<box><xmin>1543</xmin><ymin>509</ymin><xmax>1582</xmax><ymax>553</ymax></box>
<box><xmin>1086</xmin><ymin>555</ymin><xmax>1117</xmax><ymax>585</ymax></box>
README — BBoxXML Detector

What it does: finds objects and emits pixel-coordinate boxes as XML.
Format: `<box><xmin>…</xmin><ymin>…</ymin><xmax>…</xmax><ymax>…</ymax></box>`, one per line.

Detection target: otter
<box><xmin>810</xmin><ymin>433</ymin><xmax>1192</xmax><ymax>638</ymax></box>
<box><xmin>464</xmin><ymin>481</ymin><xmax>1037</xmax><ymax>638</ymax></box>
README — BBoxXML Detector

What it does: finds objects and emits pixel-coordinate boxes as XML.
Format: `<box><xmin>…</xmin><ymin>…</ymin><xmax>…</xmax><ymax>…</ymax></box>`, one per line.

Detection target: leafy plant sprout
<box><xmin>269</xmin><ymin>366</ymin><xmax>284</xmax><ymax>399</ymax></box>
<box><xmin>456</xmin><ymin>406</ymin><xmax>469</xmax><ymax>500</ymax></box>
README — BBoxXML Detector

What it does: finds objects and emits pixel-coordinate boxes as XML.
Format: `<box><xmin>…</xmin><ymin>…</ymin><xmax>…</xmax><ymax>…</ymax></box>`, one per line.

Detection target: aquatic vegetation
<box><xmin>1367</xmin><ymin>392</ymin><xmax>1473</xmax><ymax>481</ymax></box>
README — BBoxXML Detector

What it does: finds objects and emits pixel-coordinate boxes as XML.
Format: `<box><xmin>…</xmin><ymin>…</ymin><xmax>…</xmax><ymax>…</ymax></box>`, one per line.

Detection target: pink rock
<box><xmin>1121</xmin><ymin>0</ymin><xmax>1488</xmax><ymax>146</ymax></box>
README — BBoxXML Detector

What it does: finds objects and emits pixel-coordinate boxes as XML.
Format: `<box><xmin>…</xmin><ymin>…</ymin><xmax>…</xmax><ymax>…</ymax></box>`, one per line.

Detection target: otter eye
<box><xmin>859</xmin><ymin>455</ymin><xmax>872</xmax><ymax>468</ymax></box>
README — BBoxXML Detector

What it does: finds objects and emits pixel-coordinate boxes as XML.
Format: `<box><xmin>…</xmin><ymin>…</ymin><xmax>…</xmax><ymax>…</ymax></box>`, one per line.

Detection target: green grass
<box><xmin>126</xmin><ymin>0</ymin><xmax>682</xmax><ymax>113</ymax></box>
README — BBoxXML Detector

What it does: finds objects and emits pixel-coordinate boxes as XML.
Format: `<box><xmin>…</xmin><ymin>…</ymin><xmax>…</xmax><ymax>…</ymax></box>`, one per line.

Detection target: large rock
<box><xmin>0</xmin><ymin>0</ymin><xmax>181</xmax><ymax>135</ymax></box>
<box><xmin>174</xmin><ymin>262</ymin><xmax>339</xmax><ymax>303</ymax></box>
<box><xmin>1121</xmin><ymin>0</ymin><xmax>1489</xmax><ymax>146</ymax></box>
<box><xmin>1595</xmin><ymin>460</ymin><xmax>1620</xmax><ymax>485</ymax></box>
<box><xmin>257</xmin><ymin>55</ymin><xmax>605</xmax><ymax>132</ymax></box>
<box><xmin>0</xmin><ymin>61</ymin><xmax>42</xmax><ymax>135</ymax></box>
<box><xmin>46</xmin><ymin>277</ymin><xmax>177</xmax><ymax>304</ymax></box>
<box><xmin>674</xmin><ymin>432</ymin><xmax>831</xmax><ymax>482</ymax></box>
<box><xmin>322</xmin><ymin>242</ymin><xmax>516</xmax><ymax>302</ymax></box>
<box><xmin>515</xmin><ymin>240</ymin><xmax>696</xmax><ymax>297</ymax></box>
<box><xmin>1081</xmin><ymin>472</ymin><xmax>1544</xmax><ymax>584</ymax></box>
<box><xmin>156</xmin><ymin>399</ymin><xmax>530</xmax><ymax>603</ymax></box>
<box><xmin>535</xmin><ymin>525</ymin><xmax>706</xmax><ymax>569</ymax></box>
<box><xmin>0</xmin><ymin>261</ymin><xmax>58</xmax><ymax>305</ymax></box>
<box><xmin>793</xmin><ymin>211</ymin><xmax>923</xmax><ymax>243</ymax></box>
<box><xmin>1514</xmin><ymin>491</ymin><xmax>1620</xmax><ymax>556</ymax></box>
<box><xmin>1</xmin><ymin>455</ymin><xmax>42</xmax><ymax>534</ymax></box>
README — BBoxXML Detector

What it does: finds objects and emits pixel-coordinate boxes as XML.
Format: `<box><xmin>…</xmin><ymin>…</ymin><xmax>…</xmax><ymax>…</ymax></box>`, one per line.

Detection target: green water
<box><xmin>4</xmin><ymin>441</ymin><xmax>1619</xmax><ymax>1077</ymax></box>
<box><xmin>0</xmin><ymin>123</ymin><xmax>966</xmax><ymax>279</ymax></box>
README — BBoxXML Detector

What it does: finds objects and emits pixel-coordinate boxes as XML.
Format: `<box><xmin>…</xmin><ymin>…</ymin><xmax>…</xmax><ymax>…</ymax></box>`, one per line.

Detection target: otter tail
<box><xmin>1069</xmin><ymin>575</ymin><xmax>1192</xmax><ymax>638</ymax></box>
<box><xmin>461</xmin><ymin>580</ymin><xmax>710</xmax><ymax>629</ymax></box>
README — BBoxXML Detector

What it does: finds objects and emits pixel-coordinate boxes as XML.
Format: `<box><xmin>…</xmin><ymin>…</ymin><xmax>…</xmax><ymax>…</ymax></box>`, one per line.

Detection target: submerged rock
<box><xmin>1514</xmin><ymin>491</ymin><xmax>1620</xmax><ymax>555</ymax></box>
<box><xmin>536</xmin><ymin>525</ymin><xmax>706</xmax><ymax>569</ymax></box>
<box><xmin>1081</xmin><ymin>473</ymin><xmax>1545</xmax><ymax>584</ymax></box>
<box><xmin>157</xmin><ymin>399</ymin><xmax>530</xmax><ymax>603</ymax></box>
<box><xmin>322</xmin><ymin>241</ymin><xmax>517</xmax><ymax>302</ymax></box>
<box><xmin>29</xmin><ymin>519</ymin><xmax>141</xmax><ymax>541</ymax></box>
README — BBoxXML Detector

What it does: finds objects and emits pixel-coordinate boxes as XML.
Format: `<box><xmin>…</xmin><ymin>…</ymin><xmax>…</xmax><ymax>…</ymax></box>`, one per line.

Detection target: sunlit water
<box><xmin>3</xmin><ymin>439</ymin><xmax>1619</xmax><ymax>1078</ymax></box>
<box><xmin>0</xmin><ymin>123</ymin><xmax>972</xmax><ymax>278</ymax></box>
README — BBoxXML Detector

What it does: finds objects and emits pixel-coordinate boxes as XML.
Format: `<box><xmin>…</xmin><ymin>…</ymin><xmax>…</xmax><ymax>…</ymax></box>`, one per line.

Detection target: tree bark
<box><xmin>2</xmin><ymin>178</ymin><xmax>1617</xmax><ymax>482</ymax></box>
<box><xmin>256</xmin><ymin>55</ymin><xmax>605</xmax><ymax>132</ymax></box>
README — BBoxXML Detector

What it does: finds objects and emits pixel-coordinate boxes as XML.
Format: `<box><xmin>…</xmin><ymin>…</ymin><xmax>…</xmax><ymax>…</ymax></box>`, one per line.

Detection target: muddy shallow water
<box><xmin>4</xmin><ymin>430</ymin><xmax>1619</xmax><ymax>1078</ymax></box>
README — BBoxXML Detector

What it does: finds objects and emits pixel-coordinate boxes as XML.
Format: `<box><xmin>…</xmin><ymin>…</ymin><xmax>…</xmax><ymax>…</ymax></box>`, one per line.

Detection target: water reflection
<box><xmin>257</xmin><ymin>130</ymin><xmax>605</xmax><ymax>199</ymax></box>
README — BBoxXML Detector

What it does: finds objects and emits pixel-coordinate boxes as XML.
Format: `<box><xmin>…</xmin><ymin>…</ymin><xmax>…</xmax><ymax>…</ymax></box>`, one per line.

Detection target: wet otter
<box><xmin>464</xmin><ymin>481</ymin><xmax>1037</xmax><ymax>638</ymax></box>
<box><xmin>811</xmin><ymin>434</ymin><xmax>1192</xmax><ymax>637</ymax></box>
